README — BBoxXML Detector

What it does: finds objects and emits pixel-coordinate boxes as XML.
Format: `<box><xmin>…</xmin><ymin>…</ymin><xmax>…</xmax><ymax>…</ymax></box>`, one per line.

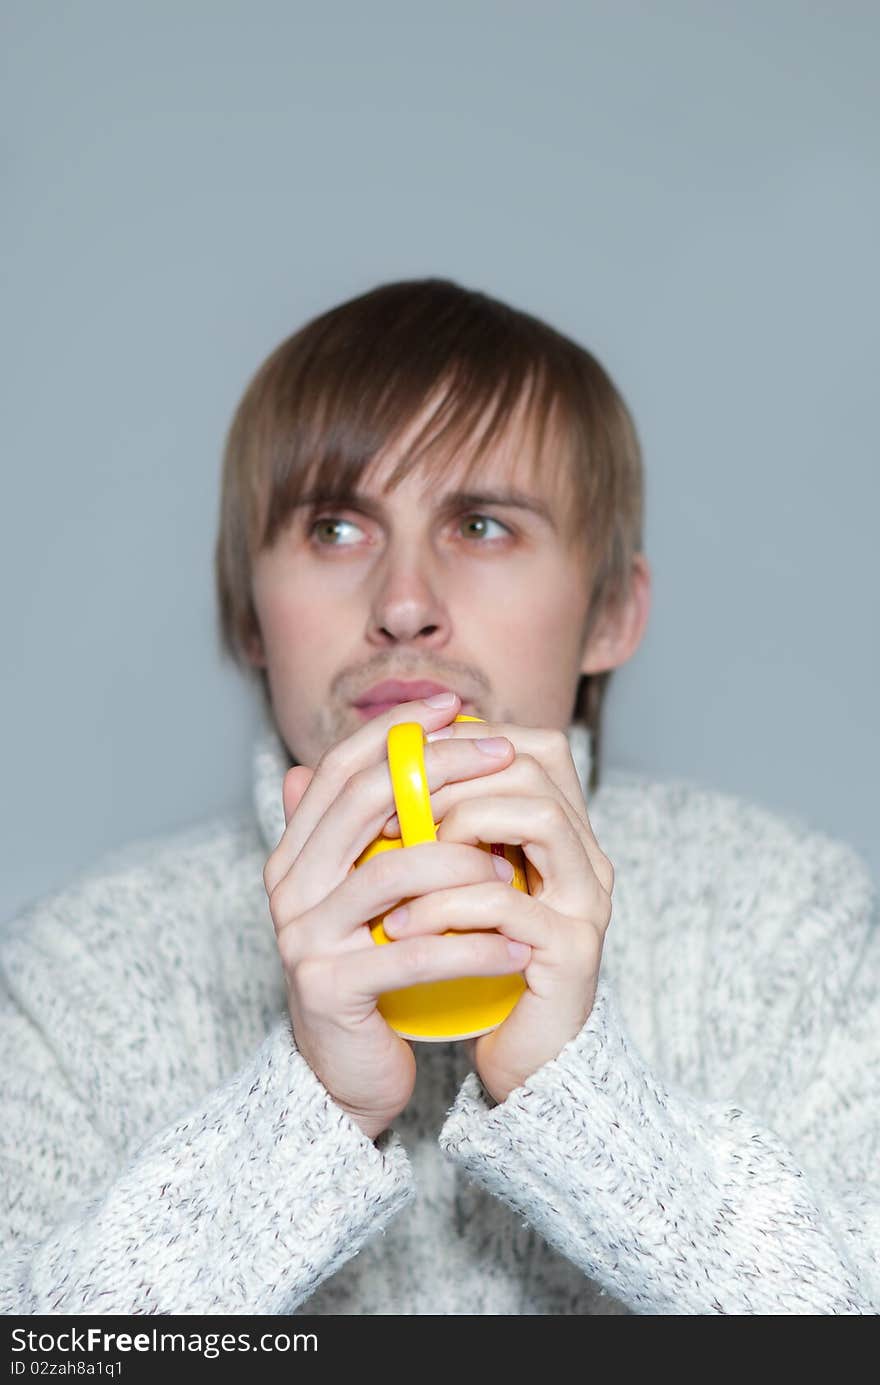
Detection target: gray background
<box><xmin>3</xmin><ymin>0</ymin><xmax>878</xmax><ymax>925</ymax></box>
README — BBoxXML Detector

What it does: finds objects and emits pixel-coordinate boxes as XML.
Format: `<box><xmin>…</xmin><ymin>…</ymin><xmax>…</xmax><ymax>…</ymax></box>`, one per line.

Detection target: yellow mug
<box><xmin>353</xmin><ymin>713</ymin><xmax>528</xmax><ymax>1042</ymax></box>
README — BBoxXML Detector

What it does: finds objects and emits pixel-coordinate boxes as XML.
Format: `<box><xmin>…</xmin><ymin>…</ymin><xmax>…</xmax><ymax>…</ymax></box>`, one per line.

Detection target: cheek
<box><xmin>499</xmin><ymin>568</ymin><xmax>584</xmax><ymax>643</ymax></box>
<box><xmin>460</xmin><ymin>560</ymin><xmax>581</xmax><ymax>639</ymax></box>
<box><xmin>254</xmin><ymin>551</ymin><xmax>364</xmax><ymax>641</ymax></box>
<box><xmin>254</xmin><ymin>575</ymin><xmax>339</xmax><ymax>672</ymax></box>
<box><xmin>502</xmin><ymin>574</ymin><xmax>589</xmax><ymax>685</ymax></box>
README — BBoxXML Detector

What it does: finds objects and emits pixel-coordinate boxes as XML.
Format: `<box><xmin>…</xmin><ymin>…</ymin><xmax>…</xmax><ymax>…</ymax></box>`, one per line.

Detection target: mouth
<box><xmin>353</xmin><ymin>678</ymin><xmax>463</xmax><ymax>710</ymax></box>
<box><xmin>353</xmin><ymin>675</ymin><xmax>473</xmax><ymax>720</ymax></box>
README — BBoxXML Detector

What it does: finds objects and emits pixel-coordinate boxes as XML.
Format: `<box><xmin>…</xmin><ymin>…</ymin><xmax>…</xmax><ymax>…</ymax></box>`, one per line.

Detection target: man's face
<box><xmin>247</xmin><ymin>402</ymin><xmax>615</xmax><ymax>769</ymax></box>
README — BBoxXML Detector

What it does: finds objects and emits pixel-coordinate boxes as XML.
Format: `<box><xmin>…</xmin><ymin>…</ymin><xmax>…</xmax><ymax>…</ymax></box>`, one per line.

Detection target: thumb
<box><xmin>282</xmin><ymin>765</ymin><xmax>314</xmax><ymax>827</ymax></box>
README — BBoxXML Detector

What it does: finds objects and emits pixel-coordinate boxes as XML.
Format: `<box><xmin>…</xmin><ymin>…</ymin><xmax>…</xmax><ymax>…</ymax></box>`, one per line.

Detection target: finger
<box><xmin>436</xmin><ymin>793</ymin><xmax>606</xmax><ymax>903</ymax></box>
<box><xmin>342</xmin><ymin>929</ymin><xmax>529</xmax><ymax>1003</ymax></box>
<box><xmin>276</xmin><ymin>838</ymin><xmax>509</xmax><ymax>952</ymax></box>
<box><xmin>383</xmin><ymin>751</ymin><xmax>582</xmax><ymax>839</ymax></box>
<box><xmin>426</xmin><ymin>720</ymin><xmax>590</xmax><ymax>830</ymax></box>
<box><xmin>386</xmin><ymin>749</ymin><xmax>612</xmax><ymax>891</ymax></box>
<box><xmin>383</xmin><ymin>878</ymin><xmax>548</xmax><ymax>951</ymax></box>
<box><xmin>272</xmin><ymin>832</ymin><xmax>514</xmax><ymax>953</ymax></box>
<box><xmin>268</xmin><ymin>735</ymin><xmax>515</xmax><ymax>915</ymax></box>
<box><xmin>264</xmin><ymin>693</ymin><xmax>461</xmax><ymax>893</ymax></box>
<box><xmin>270</xmin><ymin>695</ymin><xmax>461</xmax><ymax>873</ymax></box>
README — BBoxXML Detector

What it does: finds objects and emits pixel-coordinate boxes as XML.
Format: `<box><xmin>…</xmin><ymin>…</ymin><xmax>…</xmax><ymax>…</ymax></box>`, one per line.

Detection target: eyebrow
<box><xmin>292</xmin><ymin>486</ymin><xmax>557</xmax><ymax>531</ymax></box>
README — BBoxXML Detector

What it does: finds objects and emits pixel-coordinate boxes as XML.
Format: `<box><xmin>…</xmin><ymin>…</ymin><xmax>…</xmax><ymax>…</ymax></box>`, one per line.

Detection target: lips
<box><xmin>353</xmin><ymin>679</ymin><xmax>458</xmax><ymax>707</ymax></box>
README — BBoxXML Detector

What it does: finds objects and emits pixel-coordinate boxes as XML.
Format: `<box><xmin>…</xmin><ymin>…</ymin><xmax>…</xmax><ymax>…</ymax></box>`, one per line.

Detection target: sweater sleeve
<box><xmin>438</xmin><ymin>844</ymin><xmax>880</xmax><ymax>1315</ymax></box>
<box><xmin>0</xmin><ymin>977</ymin><xmax>414</xmax><ymax>1316</ymax></box>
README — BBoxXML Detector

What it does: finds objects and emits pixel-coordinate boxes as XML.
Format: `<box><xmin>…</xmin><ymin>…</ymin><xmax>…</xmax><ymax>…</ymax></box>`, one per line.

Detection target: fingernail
<box><xmin>384</xmin><ymin>905</ymin><xmax>409</xmax><ymax>933</ymax></box>
<box><xmin>424</xmin><ymin>691</ymin><xmax>457</xmax><ymax>707</ymax></box>
<box><xmin>507</xmin><ymin>941</ymin><xmax>530</xmax><ymax>966</ymax></box>
<box><xmin>476</xmin><ymin>736</ymin><xmax>509</xmax><ymax>757</ymax></box>
<box><xmin>426</xmin><ymin>726</ymin><xmax>454</xmax><ymax>741</ymax></box>
<box><xmin>493</xmin><ymin>854</ymin><xmax>515</xmax><ymax>882</ymax></box>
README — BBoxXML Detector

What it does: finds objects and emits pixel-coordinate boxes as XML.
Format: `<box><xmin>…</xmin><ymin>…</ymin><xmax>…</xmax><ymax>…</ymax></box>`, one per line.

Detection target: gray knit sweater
<box><xmin>1</xmin><ymin>715</ymin><xmax>877</xmax><ymax>1315</ymax></box>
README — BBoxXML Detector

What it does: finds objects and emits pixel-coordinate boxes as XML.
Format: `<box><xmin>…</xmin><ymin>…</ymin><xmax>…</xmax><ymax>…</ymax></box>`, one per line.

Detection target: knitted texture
<box><xmin>1</xmin><ymin>711</ymin><xmax>876</xmax><ymax>1315</ymax></box>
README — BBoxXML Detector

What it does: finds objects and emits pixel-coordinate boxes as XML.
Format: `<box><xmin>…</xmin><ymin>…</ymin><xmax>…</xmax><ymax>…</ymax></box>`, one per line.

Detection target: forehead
<box><xmin>358</xmin><ymin>382</ymin><xmax>575</xmax><ymax>515</ymax></box>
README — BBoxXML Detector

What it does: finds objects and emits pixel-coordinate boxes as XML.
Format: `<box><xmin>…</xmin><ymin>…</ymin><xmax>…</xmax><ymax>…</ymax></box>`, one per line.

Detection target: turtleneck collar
<box><xmin>253</xmin><ymin>707</ymin><xmax>594</xmax><ymax>854</ymax></box>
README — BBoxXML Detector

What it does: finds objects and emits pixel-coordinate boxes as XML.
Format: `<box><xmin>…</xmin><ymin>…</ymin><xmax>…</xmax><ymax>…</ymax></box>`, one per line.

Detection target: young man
<box><xmin>2</xmin><ymin>279</ymin><xmax>877</xmax><ymax>1315</ymax></box>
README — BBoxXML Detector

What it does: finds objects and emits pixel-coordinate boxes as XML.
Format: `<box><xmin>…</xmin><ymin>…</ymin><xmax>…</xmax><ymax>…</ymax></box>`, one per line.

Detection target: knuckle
<box><xmin>276</xmin><ymin>926</ymin><xmax>304</xmax><ymax>974</ymax></box>
<box><xmin>317</xmin><ymin>742</ymin><xmax>346</xmax><ymax>778</ymax></box>
<box><xmin>437</xmin><ymin>803</ymin><xmax>461</xmax><ymax>833</ymax></box>
<box><xmin>337</xmin><ymin>769</ymin><xmax>360</xmax><ymax>801</ymax></box>
<box><xmin>263</xmin><ymin>853</ymin><xmax>282</xmax><ymax>897</ymax></box>
<box><xmin>268</xmin><ymin>877</ymin><xmax>298</xmax><ymax>934</ymax></box>
<box><xmin>509</xmin><ymin>751</ymin><xmax>538</xmax><ymax>784</ymax></box>
<box><xmin>591</xmin><ymin>889</ymin><xmax>613</xmax><ymax>933</ymax></box>
<box><xmin>538</xmin><ymin>796</ymin><xmax>566</xmax><ymax>828</ymax></box>
<box><xmin>595</xmin><ymin>851</ymin><xmax>615</xmax><ymax>893</ymax></box>
<box><xmin>528</xmin><ymin>729</ymin><xmax>570</xmax><ymax>763</ymax></box>
<box><xmin>289</xmin><ymin>953</ymin><xmax>331</xmax><ymax>1003</ymax></box>
<box><xmin>339</xmin><ymin>762</ymin><xmax>373</xmax><ymax>807</ymax></box>
<box><xmin>406</xmin><ymin>937</ymin><xmax>437</xmax><ymax>981</ymax></box>
<box><xmin>267</xmin><ymin>880</ymin><xmax>284</xmax><ymax>928</ymax></box>
<box><xmin>548</xmin><ymin>727</ymin><xmax>571</xmax><ymax>759</ymax></box>
<box><xmin>364</xmin><ymin>848</ymin><xmax>405</xmax><ymax>896</ymax></box>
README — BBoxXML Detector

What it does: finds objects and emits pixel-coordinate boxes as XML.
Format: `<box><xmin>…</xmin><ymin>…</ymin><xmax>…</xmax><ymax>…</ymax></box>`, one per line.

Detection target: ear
<box><xmin>579</xmin><ymin>553</ymin><xmax>652</xmax><ymax>677</ymax></box>
<box><xmin>242</xmin><ymin>628</ymin><xmax>267</xmax><ymax>669</ymax></box>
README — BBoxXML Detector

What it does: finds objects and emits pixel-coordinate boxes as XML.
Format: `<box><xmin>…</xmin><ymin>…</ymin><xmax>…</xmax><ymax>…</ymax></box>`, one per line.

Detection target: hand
<box><xmin>381</xmin><ymin>720</ymin><xmax>614</xmax><ymax>1105</ymax></box>
<box><xmin>262</xmin><ymin>694</ymin><xmax>525</xmax><ymax>1141</ymax></box>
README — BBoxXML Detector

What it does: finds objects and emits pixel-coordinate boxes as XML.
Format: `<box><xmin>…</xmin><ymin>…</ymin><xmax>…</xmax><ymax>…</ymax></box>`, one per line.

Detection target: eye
<box><xmin>458</xmin><ymin>513</ymin><xmax>513</xmax><ymax>542</ymax></box>
<box><xmin>306</xmin><ymin>511</ymin><xmax>514</xmax><ymax>547</ymax></box>
<box><xmin>307</xmin><ymin>515</ymin><xmax>364</xmax><ymax>546</ymax></box>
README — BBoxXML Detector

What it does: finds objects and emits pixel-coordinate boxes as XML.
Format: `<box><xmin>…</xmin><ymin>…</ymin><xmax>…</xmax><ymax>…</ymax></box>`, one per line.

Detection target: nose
<box><xmin>366</xmin><ymin>542</ymin><xmax>450</xmax><ymax>647</ymax></box>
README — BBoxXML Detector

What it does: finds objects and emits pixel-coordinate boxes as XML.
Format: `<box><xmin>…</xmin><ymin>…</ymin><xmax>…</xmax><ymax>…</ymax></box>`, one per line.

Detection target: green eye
<box><xmin>308</xmin><ymin>516</ymin><xmax>362</xmax><ymax>545</ymax></box>
<box><xmin>459</xmin><ymin>514</ymin><xmax>512</xmax><ymax>540</ymax></box>
<box><xmin>307</xmin><ymin>512</ymin><xmax>513</xmax><ymax>546</ymax></box>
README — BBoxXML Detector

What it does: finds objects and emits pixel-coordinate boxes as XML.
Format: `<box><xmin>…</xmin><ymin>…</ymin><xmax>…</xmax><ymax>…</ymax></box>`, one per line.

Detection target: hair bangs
<box><xmin>254</xmin><ymin>289</ymin><xmax>566</xmax><ymax>553</ymax></box>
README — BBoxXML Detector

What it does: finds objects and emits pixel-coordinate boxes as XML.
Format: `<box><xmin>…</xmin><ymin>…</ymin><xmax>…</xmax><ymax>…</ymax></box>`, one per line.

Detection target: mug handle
<box><xmin>386</xmin><ymin>713</ymin><xmax>487</xmax><ymax>847</ymax></box>
<box><xmin>386</xmin><ymin>721</ymin><xmax>437</xmax><ymax>846</ymax></box>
